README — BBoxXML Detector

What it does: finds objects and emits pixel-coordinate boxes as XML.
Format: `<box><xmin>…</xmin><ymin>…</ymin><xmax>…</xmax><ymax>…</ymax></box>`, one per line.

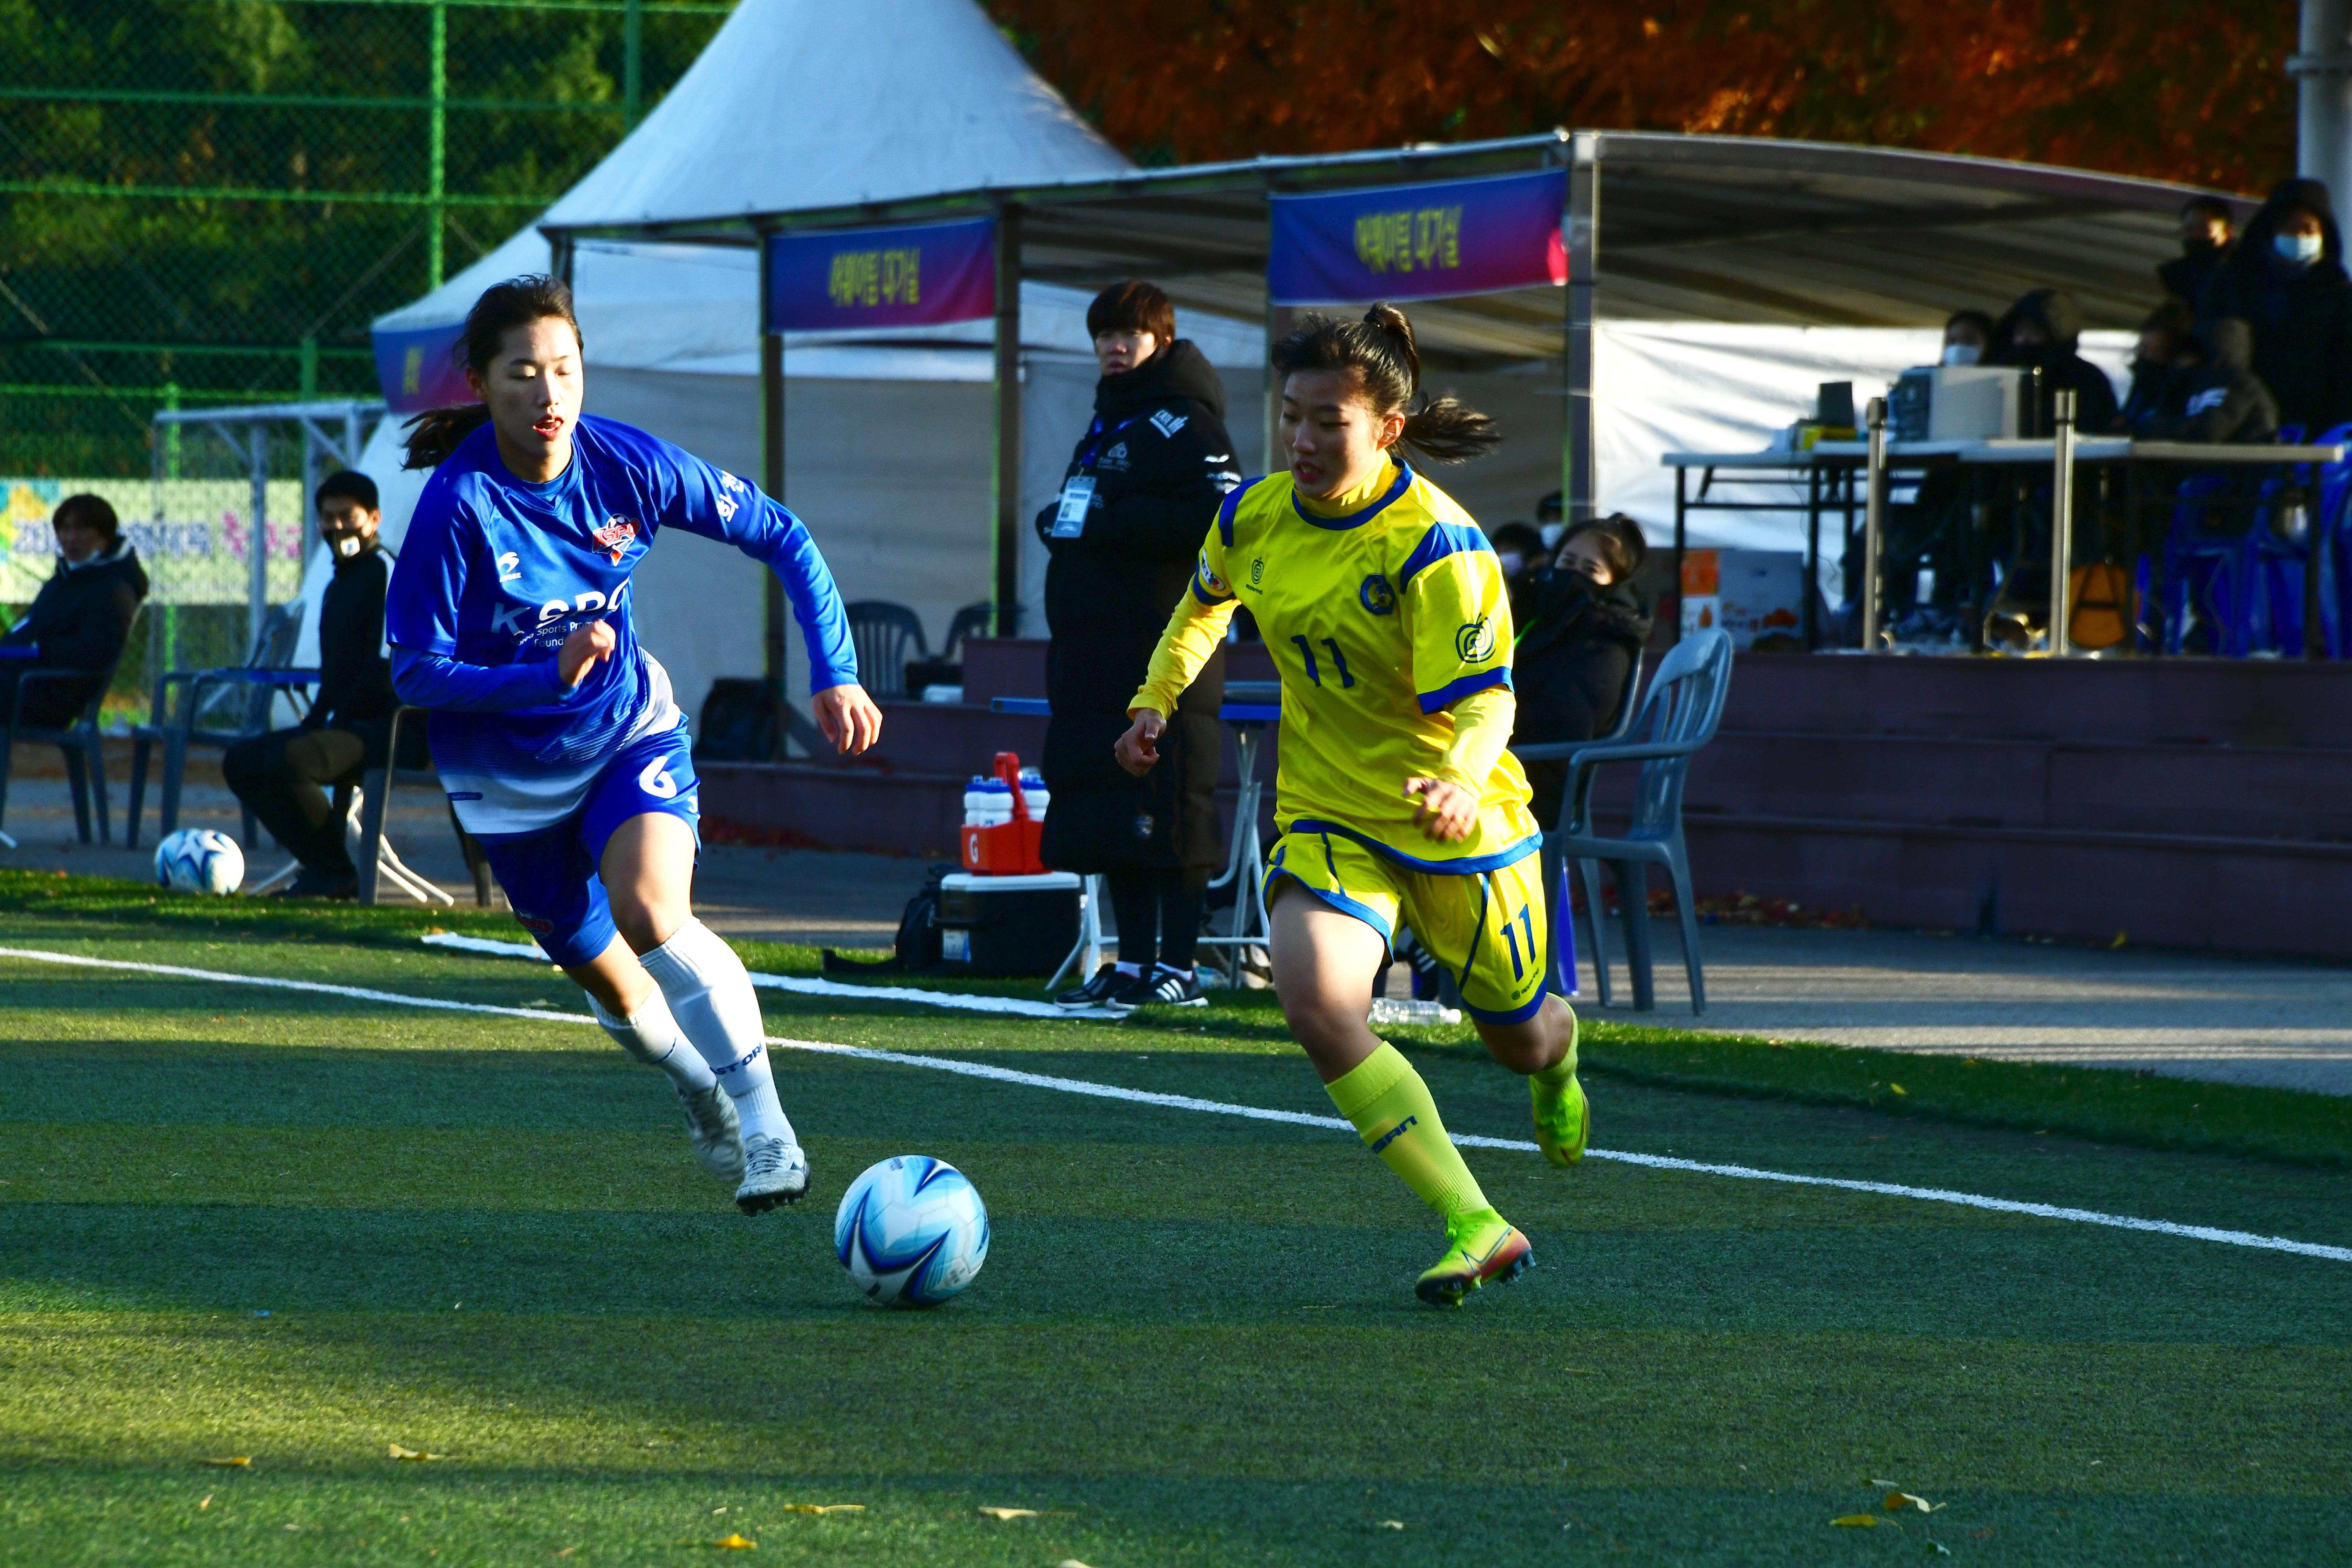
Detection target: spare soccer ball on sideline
<box><xmin>834</xmin><ymin>1155</ymin><xmax>990</xmax><ymax>1307</ymax></box>
<box><xmin>152</xmin><ymin>828</ymin><xmax>245</xmax><ymax>897</ymax></box>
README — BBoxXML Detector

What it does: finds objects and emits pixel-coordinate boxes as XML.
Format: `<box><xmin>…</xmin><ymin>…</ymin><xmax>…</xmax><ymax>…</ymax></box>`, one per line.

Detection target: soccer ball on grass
<box><xmin>834</xmin><ymin>1155</ymin><xmax>989</xmax><ymax>1307</ymax></box>
<box><xmin>152</xmin><ymin>828</ymin><xmax>244</xmax><ymax>896</ymax></box>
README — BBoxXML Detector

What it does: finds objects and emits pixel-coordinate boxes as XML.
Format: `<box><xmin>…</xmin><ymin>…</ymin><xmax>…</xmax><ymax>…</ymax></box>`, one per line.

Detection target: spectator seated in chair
<box><xmin>1509</xmin><ymin>513</ymin><xmax>1654</xmax><ymax>829</ymax></box>
<box><xmin>2131</xmin><ymin>317</ymin><xmax>2279</xmax><ymax>446</ymax></box>
<box><xmin>2194</xmin><ymin>178</ymin><xmax>2352</xmax><ymax>440</ymax></box>
<box><xmin>1</xmin><ymin>493</ymin><xmax>148</xmax><ymax>725</ymax></box>
<box><xmin>221</xmin><ymin>471</ymin><xmax>420</xmax><ymax>899</ymax></box>
<box><xmin>1990</xmin><ymin>287</ymin><xmax>2121</xmax><ymax>433</ymax></box>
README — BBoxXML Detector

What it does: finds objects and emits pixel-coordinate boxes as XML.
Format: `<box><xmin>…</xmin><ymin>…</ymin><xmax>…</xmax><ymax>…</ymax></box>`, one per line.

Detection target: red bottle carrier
<box><xmin>961</xmin><ymin>751</ymin><xmax>1045</xmax><ymax>875</ymax></box>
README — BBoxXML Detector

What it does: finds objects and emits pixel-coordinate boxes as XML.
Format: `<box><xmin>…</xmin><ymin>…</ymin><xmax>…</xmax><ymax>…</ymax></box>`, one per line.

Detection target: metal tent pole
<box><xmin>2050</xmin><ymin>388</ymin><xmax>2078</xmax><ymax>657</ymax></box>
<box><xmin>991</xmin><ymin>205</ymin><xmax>1024</xmax><ymax>635</ymax></box>
<box><xmin>247</xmin><ymin>422</ymin><xmax>269</xmax><ymax>657</ymax></box>
<box><xmin>1862</xmin><ymin>396</ymin><xmax>1887</xmax><ymax>651</ymax></box>
<box><xmin>1566</xmin><ymin>131</ymin><xmax>1599</xmax><ymax>525</ymax></box>
<box><xmin>2294</xmin><ymin>0</ymin><xmax>2352</xmax><ymax>206</ymax></box>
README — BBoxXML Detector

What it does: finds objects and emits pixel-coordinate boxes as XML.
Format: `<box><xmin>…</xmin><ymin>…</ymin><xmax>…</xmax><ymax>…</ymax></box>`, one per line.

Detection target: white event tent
<box><xmin>340</xmin><ymin>0</ymin><xmax>2145</xmax><ymax>722</ymax></box>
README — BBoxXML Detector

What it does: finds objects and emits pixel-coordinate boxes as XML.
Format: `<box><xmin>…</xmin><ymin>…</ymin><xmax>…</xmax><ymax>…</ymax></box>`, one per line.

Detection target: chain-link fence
<box><xmin>3</xmin><ymin>0</ymin><xmax>734</xmax><ymax>721</ymax></box>
<box><xmin>2</xmin><ymin>0</ymin><xmax>735</xmax><ymax>481</ymax></box>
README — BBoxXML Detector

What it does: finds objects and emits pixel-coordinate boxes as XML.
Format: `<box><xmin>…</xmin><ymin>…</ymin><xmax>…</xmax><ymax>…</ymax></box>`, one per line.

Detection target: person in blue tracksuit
<box><xmin>386</xmin><ymin>274</ymin><xmax>882</xmax><ymax>1217</ymax></box>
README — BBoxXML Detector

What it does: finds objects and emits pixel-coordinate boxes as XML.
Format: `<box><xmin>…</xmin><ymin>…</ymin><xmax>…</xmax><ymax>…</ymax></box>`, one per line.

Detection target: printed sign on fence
<box><xmin>2</xmin><ymin>478</ymin><xmax>306</xmax><ymax>606</ymax></box>
<box><xmin>1267</xmin><ymin>169</ymin><xmax>1568</xmax><ymax>305</ymax></box>
<box><xmin>763</xmin><ymin>216</ymin><xmax>996</xmax><ymax>333</ymax></box>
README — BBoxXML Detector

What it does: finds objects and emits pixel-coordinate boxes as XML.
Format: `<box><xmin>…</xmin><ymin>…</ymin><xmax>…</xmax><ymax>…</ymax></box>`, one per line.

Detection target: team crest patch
<box><xmin>591</xmin><ymin>517</ymin><xmax>639</xmax><ymax>564</ymax></box>
<box><xmin>1455</xmin><ymin>617</ymin><xmax>1497</xmax><ymax>663</ymax></box>
<box><xmin>1359</xmin><ymin>573</ymin><xmax>1396</xmax><ymax>615</ymax></box>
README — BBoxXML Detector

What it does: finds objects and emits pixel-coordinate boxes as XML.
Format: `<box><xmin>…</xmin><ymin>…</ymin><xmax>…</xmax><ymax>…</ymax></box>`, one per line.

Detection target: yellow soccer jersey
<box><xmin>1133</xmin><ymin>457</ymin><xmax>1539</xmax><ymax>871</ymax></box>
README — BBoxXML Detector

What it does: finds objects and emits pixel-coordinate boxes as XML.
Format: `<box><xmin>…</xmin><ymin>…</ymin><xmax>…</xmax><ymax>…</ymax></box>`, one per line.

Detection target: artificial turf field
<box><xmin>4</xmin><ymin>895</ymin><xmax>2352</xmax><ymax>1565</ymax></box>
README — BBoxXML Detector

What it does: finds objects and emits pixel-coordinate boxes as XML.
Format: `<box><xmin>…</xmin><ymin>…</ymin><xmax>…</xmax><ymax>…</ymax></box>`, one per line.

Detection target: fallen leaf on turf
<box><xmin>1885</xmin><ymin>1491</ymin><xmax>1942</xmax><ymax>1512</ymax></box>
<box><xmin>199</xmin><ymin>1496</ymin><xmax>211</xmax><ymax>1510</ymax></box>
<box><xmin>1930</xmin><ymin>1544</ymin><xmax>1952</xmax><ymax>1557</ymax></box>
<box><xmin>711</xmin><ymin>1533</ymin><xmax>756</xmax><ymax>1549</ymax></box>
<box><xmin>1889</xmin><ymin>1083</ymin><xmax>1907</xmax><ymax>1095</ymax></box>
<box><xmin>975</xmin><ymin>1507</ymin><xmax>1038</xmax><ymax>1520</ymax></box>
<box><xmin>554</xmin><ymin>1552</ymin><xmax>576</xmax><ymax>1560</ymax></box>
<box><xmin>1376</xmin><ymin>1519</ymin><xmax>1407</xmax><ymax>1530</ymax></box>
<box><xmin>387</xmin><ymin>1444</ymin><xmax>443</xmax><ymax>1461</ymax></box>
<box><xmin>1870</xmin><ymin>1478</ymin><xmax>1900</xmax><ymax>1488</ymax></box>
<box><xmin>781</xmin><ymin>1504</ymin><xmax>863</xmax><ymax>1515</ymax></box>
<box><xmin>1831</xmin><ymin>1515</ymin><xmax>1878</xmax><ymax>1527</ymax></box>
<box><xmin>201</xmin><ymin>1457</ymin><xmax>250</xmax><ymax>1468</ymax></box>
<box><xmin>1056</xmin><ymin>1560</ymin><xmax>1095</xmax><ymax>1568</ymax></box>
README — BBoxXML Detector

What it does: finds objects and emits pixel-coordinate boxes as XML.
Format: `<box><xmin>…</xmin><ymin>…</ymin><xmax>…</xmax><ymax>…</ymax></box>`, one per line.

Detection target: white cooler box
<box><xmin>935</xmin><ymin>871</ymin><xmax>1081</xmax><ymax>977</ymax></box>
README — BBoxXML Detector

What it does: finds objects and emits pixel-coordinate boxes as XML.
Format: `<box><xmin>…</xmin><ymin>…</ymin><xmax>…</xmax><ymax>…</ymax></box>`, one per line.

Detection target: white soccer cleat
<box><xmin>678</xmin><ymin>1084</ymin><xmax>746</xmax><ymax>1189</ymax></box>
<box><xmin>736</xmin><ymin>1132</ymin><xmax>810</xmax><ymax>1214</ymax></box>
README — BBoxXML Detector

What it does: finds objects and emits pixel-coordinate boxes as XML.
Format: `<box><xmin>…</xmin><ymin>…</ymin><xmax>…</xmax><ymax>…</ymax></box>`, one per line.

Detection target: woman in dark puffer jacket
<box><xmin>1510</xmin><ymin>514</ymin><xmax>1652</xmax><ymax>831</ymax></box>
<box><xmin>1034</xmin><ymin>280</ymin><xmax>1242</xmax><ymax>1010</ymax></box>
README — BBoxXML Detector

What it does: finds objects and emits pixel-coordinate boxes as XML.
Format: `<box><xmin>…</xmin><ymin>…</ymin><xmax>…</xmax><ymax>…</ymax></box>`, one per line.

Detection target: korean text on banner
<box><xmin>373</xmin><ymin>322</ymin><xmax>473</xmax><ymax>415</ymax></box>
<box><xmin>1268</xmin><ymin>169</ymin><xmax>1567</xmax><ymax>306</ymax></box>
<box><xmin>764</xmin><ymin>216</ymin><xmax>996</xmax><ymax>334</ymax></box>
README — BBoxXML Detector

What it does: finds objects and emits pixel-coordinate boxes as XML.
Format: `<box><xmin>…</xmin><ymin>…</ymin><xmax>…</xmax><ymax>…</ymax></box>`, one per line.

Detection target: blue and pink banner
<box><xmin>1267</xmin><ymin>169</ymin><xmax>1567</xmax><ymax>306</ymax></box>
<box><xmin>763</xmin><ymin>215</ymin><xmax>996</xmax><ymax>334</ymax></box>
<box><xmin>373</xmin><ymin>321</ymin><xmax>471</xmax><ymax>414</ymax></box>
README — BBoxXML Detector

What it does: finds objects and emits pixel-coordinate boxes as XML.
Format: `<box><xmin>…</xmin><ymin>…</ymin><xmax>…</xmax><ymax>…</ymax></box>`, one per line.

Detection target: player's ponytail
<box><xmin>400</xmin><ymin>274</ymin><xmax>585</xmax><ymax>469</ymax></box>
<box><xmin>1271</xmin><ymin>302</ymin><xmax>1502</xmax><ymax>466</ymax></box>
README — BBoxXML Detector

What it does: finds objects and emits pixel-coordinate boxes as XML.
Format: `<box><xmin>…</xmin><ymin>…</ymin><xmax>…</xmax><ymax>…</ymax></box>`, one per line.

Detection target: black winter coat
<box><xmin>2195</xmin><ymin>184</ymin><xmax>2352</xmax><ymax>437</ymax></box>
<box><xmin>310</xmin><ymin>544</ymin><xmax>422</xmax><ymax>769</ymax></box>
<box><xmin>0</xmin><ymin>540</ymin><xmax>147</xmax><ymax>728</ymax></box>
<box><xmin>1034</xmin><ymin>340</ymin><xmax>1241</xmax><ymax>874</ymax></box>
<box><xmin>2132</xmin><ymin>319</ymin><xmax>2279</xmax><ymax>445</ymax></box>
<box><xmin>1509</xmin><ymin>570</ymin><xmax>1652</xmax><ymax>830</ymax></box>
<box><xmin>1990</xmin><ymin>289</ymin><xmax>2121</xmax><ymax>434</ymax></box>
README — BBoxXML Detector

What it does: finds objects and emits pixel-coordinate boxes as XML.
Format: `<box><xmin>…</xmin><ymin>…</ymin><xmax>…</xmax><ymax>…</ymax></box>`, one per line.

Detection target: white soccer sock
<box><xmin>638</xmin><ymin>919</ymin><xmax>794</xmax><ymax>1143</ymax></box>
<box><xmin>589</xmin><ymin>989</ymin><xmax>717</xmax><ymax>1093</ymax></box>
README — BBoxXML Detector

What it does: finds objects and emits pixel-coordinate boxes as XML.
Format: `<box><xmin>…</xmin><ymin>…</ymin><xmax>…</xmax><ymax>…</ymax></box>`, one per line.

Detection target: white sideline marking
<box><xmin>419</xmin><ymin>930</ymin><xmax>1124</xmax><ymax>1020</ymax></box>
<box><xmin>7</xmin><ymin>943</ymin><xmax>2349</xmax><ymax>1266</ymax></box>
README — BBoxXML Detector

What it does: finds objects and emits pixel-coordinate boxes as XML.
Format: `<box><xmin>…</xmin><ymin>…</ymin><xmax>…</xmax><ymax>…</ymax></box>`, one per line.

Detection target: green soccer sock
<box><xmin>1325</xmin><ymin>1042</ymin><xmax>1495</xmax><ymax>1226</ymax></box>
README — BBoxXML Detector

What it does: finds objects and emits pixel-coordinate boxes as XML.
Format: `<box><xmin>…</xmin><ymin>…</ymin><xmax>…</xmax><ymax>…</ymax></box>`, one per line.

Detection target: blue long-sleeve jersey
<box><xmin>385</xmin><ymin>414</ymin><xmax>857</xmax><ymax>835</ymax></box>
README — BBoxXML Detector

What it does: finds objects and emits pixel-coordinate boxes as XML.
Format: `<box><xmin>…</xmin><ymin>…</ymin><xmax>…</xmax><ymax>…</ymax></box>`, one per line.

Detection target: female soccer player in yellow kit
<box><xmin>1116</xmin><ymin>304</ymin><xmax>1585</xmax><ymax>1307</ymax></box>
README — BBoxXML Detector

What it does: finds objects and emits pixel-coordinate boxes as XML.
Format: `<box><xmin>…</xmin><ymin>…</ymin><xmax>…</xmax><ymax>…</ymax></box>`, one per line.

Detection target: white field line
<box><xmin>7</xmin><ymin>943</ymin><xmax>2349</xmax><ymax>1266</ymax></box>
<box><xmin>419</xmin><ymin>929</ymin><xmax>1124</xmax><ymax>1020</ymax></box>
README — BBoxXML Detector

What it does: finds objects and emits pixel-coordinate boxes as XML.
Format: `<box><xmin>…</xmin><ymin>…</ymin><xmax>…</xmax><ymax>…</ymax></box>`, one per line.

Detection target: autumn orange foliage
<box><xmin>986</xmin><ymin>0</ymin><xmax>2295</xmax><ymax>194</ymax></box>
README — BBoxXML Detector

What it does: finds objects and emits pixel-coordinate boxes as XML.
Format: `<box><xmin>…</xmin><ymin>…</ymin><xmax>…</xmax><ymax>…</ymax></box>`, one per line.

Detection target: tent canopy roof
<box><xmin>546</xmin><ymin>130</ymin><xmax>2236</xmax><ymax>366</ymax></box>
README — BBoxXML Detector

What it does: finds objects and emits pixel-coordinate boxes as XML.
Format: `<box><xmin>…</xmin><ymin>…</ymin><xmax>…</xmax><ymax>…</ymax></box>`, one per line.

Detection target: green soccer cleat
<box><xmin>1531</xmin><ymin>1069</ymin><xmax>1590</xmax><ymax>1168</ymax></box>
<box><xmin>1413</xmin><ymin>1211</ymin><xmax>1533</xmax><ymax>1308</ymax></box>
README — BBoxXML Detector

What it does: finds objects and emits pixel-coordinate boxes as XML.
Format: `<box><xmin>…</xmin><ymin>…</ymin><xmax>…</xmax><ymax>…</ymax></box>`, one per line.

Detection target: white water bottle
<box><xmin>1018</xmin><ymin>767</ymin><xmax>1049</xmax><ymax>822</ymax></box>
<box><xmin>963</xmin><ymin>776</ymin><xmax>994</xmax><ymax>828</ymax></box>
<box><xmin>973</xmin><ymin>778</ymin><xmax>1015</xmax><ymax>828</ymax></box>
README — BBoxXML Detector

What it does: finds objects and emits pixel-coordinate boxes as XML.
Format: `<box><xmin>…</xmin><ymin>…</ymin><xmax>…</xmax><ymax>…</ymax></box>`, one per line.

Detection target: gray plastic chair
<box><xmin>1516</xmin><ymin>628</ymin><xmax>1733</xmax><ymax>1014</ymax></box>
<box><xmin>128</xmin><ymin>602</ymin><xmax>315</xmax><ymax>849</ymax></box>
<box><xmin>844</xmin><ymin>601</ymin><xmax>928</xmax><ymax>700</ymax></box>
<box><xmin>0</xmin><ymin>607</ymin><xmax>142</xmax><ymax>847</ymax></box>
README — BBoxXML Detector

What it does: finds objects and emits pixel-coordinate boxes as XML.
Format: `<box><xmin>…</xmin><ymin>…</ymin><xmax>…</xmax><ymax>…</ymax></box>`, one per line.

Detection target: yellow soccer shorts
<box><xmin>1266</xmin><ymin>826</ymin><xmax>1550</xmax><ymax>1024</ymax></box>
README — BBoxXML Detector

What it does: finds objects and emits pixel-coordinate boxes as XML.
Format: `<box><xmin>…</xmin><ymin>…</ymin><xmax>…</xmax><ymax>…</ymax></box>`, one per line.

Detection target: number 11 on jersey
<box><xmin>1290</xmin><ymin>634</ymin><xmax>1355</xmax><ymax>689</ymax></box>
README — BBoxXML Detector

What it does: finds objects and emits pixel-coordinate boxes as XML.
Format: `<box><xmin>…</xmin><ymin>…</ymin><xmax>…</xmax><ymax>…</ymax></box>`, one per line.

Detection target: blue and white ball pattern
<box><xmin>152</xmin><ymin>828</ymin><xmax>245</xmax><ymax>896</ymax></box>
<box><xmin>833</xmin><ymin>1155</ymin><xmax>989</xmax><ymax>1307</ymax></box>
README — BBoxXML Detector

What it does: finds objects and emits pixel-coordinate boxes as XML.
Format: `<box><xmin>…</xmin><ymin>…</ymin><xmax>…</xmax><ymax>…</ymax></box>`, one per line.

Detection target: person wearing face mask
<box><xmin>2195</xmin><ymin>178</ymin><xmax>2352</xmax><ymax>437</ymax></box>
<box><xmin>1940</xmin><ymin>309</ymin><xmax>1994</xmax><ymax>367</ymax></box>
<box><xmin>2161</xmin><ymin>197</ymin><xmax>2237</xmax><ymax>308</ymax></box>
<box><xmin>0</xmin><ymin>493</ymin><xmax>148</xmax><ymax>730</ymax></box>
<box><xmin>1990</xmin><ymin>288</ymin><xmax>2121</xmax><ymax>433</ymax></box>
<box><xmin>1036</xmin><ymin>279</ymin><xmax>1243</xmax><ymax>1014</ymax></box>
<box><xmin>1509</xmin><ymin>514</ymin><xmax>1652</xmax><ymax>830</ymax></box>
<box><xmin>220</xmin><ymin>471</ymin><xmax>423</xmax><ymax>899</ymax></box>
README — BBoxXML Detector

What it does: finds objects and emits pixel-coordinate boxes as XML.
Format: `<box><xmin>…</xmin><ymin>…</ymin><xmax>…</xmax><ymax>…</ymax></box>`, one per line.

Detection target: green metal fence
<box><xmin>1</xmin><ymin>0</ymin><xmax>735</xmax><ymax>481</ymax></box>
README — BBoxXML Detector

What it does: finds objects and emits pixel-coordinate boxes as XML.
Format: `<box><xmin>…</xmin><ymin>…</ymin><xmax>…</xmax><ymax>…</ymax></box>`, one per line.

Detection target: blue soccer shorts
<box><xmin>474</xmin><ymin>720</ymin><xmax>700</xmax><ymax>969</ymax></box>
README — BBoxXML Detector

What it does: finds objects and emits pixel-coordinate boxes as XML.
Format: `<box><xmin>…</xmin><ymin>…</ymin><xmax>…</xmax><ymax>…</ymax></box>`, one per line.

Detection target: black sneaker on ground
<box><xmin>1113</xmin><ymin>965</ymin><xmax>1208</xmax><ymax>1009</ymax></box>
<box><xmin>1054</xmin><ymin>963</ymin><xmax>1133</xmax><ymax>1010</ymax></box>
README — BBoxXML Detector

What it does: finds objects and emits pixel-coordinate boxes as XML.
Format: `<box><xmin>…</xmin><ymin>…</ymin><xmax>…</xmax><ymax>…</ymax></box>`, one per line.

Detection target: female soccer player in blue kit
<box><xmin>386</xmin><ymin>276</ymin><xmax>882</xmax><ymax>1215</ymax></box>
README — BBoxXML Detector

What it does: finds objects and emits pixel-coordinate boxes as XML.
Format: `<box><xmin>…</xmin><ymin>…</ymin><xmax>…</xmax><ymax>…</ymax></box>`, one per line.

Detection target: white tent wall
<box><xmin>1592</xmin><ymin>322</ymin><xmax>2134</xmax><ymax>598</ymax></box>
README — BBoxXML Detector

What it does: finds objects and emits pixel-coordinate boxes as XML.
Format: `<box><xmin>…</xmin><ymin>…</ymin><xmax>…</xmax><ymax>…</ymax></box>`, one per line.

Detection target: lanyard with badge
<box><xmin>1051</xmin><ymin>415</ymin><xmax>1138</xmax><ymax>538</ymax></box>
